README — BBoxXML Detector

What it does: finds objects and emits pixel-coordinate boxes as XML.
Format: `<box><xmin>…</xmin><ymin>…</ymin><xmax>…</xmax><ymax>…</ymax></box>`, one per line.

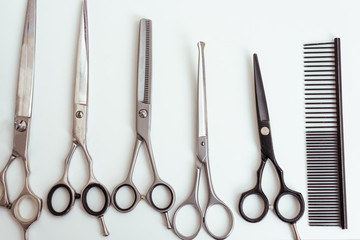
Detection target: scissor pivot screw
<box><xmin>139</xmin><ymin>109</ymin><xmax>148</xmax><ymax>118</ymax></box>
<box><xmin>201</xmin><ymin>141</ymin><xmax>205</xmax><ymax>146</ymax></box>
<box><xmin>260</xmin><ymin>127</ymin><xmax>270</xmax><ymax>136</ymax></box>
<box><xmin>76</xmin><ymin>111</ymin><xmax>84</xmax><ymax>118</ymax></box>
<box><xmin>141</xmin><ymin>195</ymin><xmax>146</xmax><ymax>200</ymax></box>
<box><xmin>15</xmin><ymin>120</ymin><xmax>27</xmax><ymax>132</ymax></box>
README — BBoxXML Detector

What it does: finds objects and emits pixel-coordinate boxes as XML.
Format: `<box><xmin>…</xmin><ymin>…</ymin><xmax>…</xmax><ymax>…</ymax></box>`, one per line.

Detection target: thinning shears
<box><xmin>47</xmin><ymin>0</ymin><xmax>111</xmax><ymax>236</ymax></box>
<box><xmin>111</xmin><ymin>18</ymin><xmax>176</xmax><ymax>229</ymax></box>
<box><xmin>172</xmin><ymin>42</ymin><xmax>234</xmax><ymax>240</ymax></box>
<box><xmin>0</xmin><ymin>0</ymin><xmax>42</xmax><ymax>239</ymax></box>
<box><xmin>239</xmin><ymin>54</ymin><xmax>305</xmax><ymax>239</ymax></box>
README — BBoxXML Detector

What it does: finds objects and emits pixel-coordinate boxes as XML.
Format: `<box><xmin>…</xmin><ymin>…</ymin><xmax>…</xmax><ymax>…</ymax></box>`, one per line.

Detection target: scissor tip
<box><xmin>140</xmin><ymin>18</ymin><xmax>152</xmax><ymax>23</ymax></box>
<box><xmin>197</xmin><ymin>41</ymin><xmax>205</xmax><ymax>48</ymax></box>
<box><xmin>253</xmin><ymin>53</ymin><xmax>260</xmax><ymax>67</ymax></box>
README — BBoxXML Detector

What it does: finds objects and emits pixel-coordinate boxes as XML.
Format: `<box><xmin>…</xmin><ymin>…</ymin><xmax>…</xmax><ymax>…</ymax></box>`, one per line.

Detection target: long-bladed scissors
<box><xmin>172</xmin><ymin>42</ymin><xmax>234</xmax><ymax>240</ymax></box>
<box><xmin>111</xmin><ymin>18</ymin><xmax>176</xmax><ymax>229</ymax></box>
<box><xmin>238</xmin><ymin>54</ymin><xmax>305</xmax><ymax>239</ymax></box>
<box><xmin>46</xmin><ymin>0</ymin><xmax>110</xmax><ymax>236</ymax></box>
<box><xmin>0</xmin><ymin>0</ymin><xmax>42</xmax><ymax>239</ymax></box>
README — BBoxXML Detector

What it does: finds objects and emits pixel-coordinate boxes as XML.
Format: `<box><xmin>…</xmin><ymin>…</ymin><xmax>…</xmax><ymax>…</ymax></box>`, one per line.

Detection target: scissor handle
<box><xmin>172</xmin><ymin>194</ymin><xmax>202</xmax><ymax>240</ymax></box>
<box><xmin>239</xmin><ymin>187</ymin><xmax>269</xmax><ymax>223</ymax></box>
<box><xmin>111</xmin><ymin>181</ymin><xmax>140</xmax><ymax>212</ymax></box>
<box><xmin>204</xmin><ymin>199</ymin><xmax>234</xmax><ymax>239</ymax></box>
<box><xmin>47</xmin><ymin>182</ymin><xmax>77</xmax><ymax>216</ymax></box>
<box><xmin>273</xmin><ymin>188</ymin><xmax>305</xmax><ymax>224</ymax></box>
<box><xmin>147</xmin><ymin>179</ymin><xmax>175</xmax><ymax>213</ymax></box>
<box><xmin>11</xmin><ymin>187</ymin><xmax>42</xmax><ymax>231</ymax></box>
<box><xmin>81</xmin><ymin>182</ymin><xmax>110</xmax><ymax>217</ymax></box>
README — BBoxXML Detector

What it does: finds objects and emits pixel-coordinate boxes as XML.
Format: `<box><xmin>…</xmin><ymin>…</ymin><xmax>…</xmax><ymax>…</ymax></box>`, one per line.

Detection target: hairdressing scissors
<box><xmin>111</xmin><ymin>18</ymin><xmax>176</xmax><ymax>229</ymax></box>
<box><xmin>238</xmin><ymin>54</ymin><xmax>305</xmax><ymax>239</ymax></box>
<box><xmin>46</xmin><ymin>0</ymin><xmax>110</xmax><ymax>236</ymax></box>
<box><xmin>172</xmin><ymin>42</ymin><xmax>234</xmax><ymax>240</ymax></box>
<box><xmin>0</xmin><ymin>0</ymin><xmax>42</xmax><ymax>239</ymax></box>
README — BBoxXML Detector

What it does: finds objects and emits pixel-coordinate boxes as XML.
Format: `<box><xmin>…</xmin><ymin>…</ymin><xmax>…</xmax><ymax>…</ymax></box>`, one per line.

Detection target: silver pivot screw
<box><xmin>76</xmin><ymin>111</ymin><xmax>84</xmax><ymax>118</ymax></box>
<box><xmin>15</xmin><ymin>120</ymin><xmax>27</xmax><ymax>132</ymax></box>
<box><xmin>139</xmin><ymin>109</ymin><xmax>148</xmax><ymax>118</ymax></box>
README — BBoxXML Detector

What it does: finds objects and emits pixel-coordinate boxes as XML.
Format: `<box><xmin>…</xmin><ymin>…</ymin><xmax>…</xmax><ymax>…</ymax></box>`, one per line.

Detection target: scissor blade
<box><xmin>137</xmin><ymin>19</ymin><xmax>152</xmax><ymax>104</ymax></box>
<box><xmin>15</xmin><ymin>0</ymin><xmax>36</xmax><ymax>118</ymax></box>
<box><xmin>254</xmin><ymin>54</ymin><xmax>270</xmax><ymax>122</ymax></box>
<box><xmin>74</xmin><ymin>0</ymin><xmax>89</xmax><ymax>105</ymax></box>
<box><xmin>197</xmin><ymin>41</ymin><xmax>208</xmax><ymax>137</ymax></box>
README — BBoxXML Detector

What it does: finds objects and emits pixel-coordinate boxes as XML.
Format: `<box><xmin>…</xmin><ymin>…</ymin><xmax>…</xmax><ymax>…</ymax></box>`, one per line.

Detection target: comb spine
<box><xmin>334</xmin><ymin>38</ymin><xmax>347</xmax><ymax>229</ymax></box>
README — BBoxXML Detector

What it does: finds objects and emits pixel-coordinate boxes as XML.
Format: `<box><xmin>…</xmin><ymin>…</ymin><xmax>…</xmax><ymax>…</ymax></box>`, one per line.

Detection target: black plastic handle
<box><xmin>273</xmin><ymin>189</ymin><xmax>305</xmax><ymax>223</ymax></box>
<box><xmin>147</xmin><ymin>182</ymin><xmax>175</xmax><ymax>212</ymax></box>
<box><xmin>47</xmin><ymin>183</ymin><xmax>76</xmax><ymax>216</ymax></box>
<box><xmin>239</xmin><ymin>187</ymin><xmax>269</xmax><ymax>223</ymax></box>
<box><xmin>112</xmin><ymin>183</ymin><xmax>139</xmax><ymax>212</ymax></box>
<box><xmin>82</xmin><ymin>183</ymin><xmax>110</xmax><ymax>216</ymax></box>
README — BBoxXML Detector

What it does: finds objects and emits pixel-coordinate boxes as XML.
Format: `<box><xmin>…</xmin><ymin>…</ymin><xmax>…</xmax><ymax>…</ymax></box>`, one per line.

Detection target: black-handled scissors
<box><xmin>111</xmin><ymin>18</ymin><xmax>175</xmax><ymax>229</ymax></box>
<box><xmin>46</xmin><ymin>0</ymin><xmax>110</xmax><ymax>236</ymax></box>
<box><xmin>239</xmin><ymin>54</ymin><xmax>304</xmax><ymax>239</ymax></box>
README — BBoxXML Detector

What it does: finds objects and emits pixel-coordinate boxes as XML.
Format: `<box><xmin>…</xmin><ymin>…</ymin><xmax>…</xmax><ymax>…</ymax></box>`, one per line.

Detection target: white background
<box><xmin>1</xmin><ymin>0</ymin><xmax>360</xmax><ymax>239</ymax></box>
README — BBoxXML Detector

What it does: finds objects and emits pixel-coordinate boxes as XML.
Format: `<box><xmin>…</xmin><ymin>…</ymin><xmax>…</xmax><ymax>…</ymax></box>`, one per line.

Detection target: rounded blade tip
<box><xmin>197</xmin><ymin>41</ymin><xmax>205</xmax><ymax>49</ymax></box>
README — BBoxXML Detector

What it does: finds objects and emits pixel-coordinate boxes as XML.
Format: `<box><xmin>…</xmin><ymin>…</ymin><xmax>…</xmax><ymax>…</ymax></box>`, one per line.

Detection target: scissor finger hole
<box><xmin>82</xmin><ymin>183</ymin><xmax>109</xmax><ymax>216</ymax></box>
<box><xmin>241</xmin><ymin>194</ymin><xmax>266</xmax><ymax>220</ymax></box>
<box><xmin>49</xmin><ymin>187</ymin><xmax>71</xmax><ymax>213</ymax></box>
<box><xmin>276</xmin><ymin>194</ymin><xmax>302</xmax><ymax>221</ymax></box>
<box><xmin>113</xmin><ymin>185</ymin><xmax>137</xmax><ymax>211</ymax></box>
<box><xmin>14</xmin><ymin>195</ymin><xmax>39</xmax><ymax>223</ymax></box>
<box><xmin>84</xmin><ymin>186</ymin><xmax>106</xmax><ymax>212</ymax></box>
<box><xmin>149</xmin><ymin>184</ymin><xmax>174</xmax><ymax>210</ymax></box>
<box><xmin>173</xmin><ymin>205</ymin><xmax>201</xmax><ymax>238</ymax></box>
<box><xmin>204</xmin><ymin>204</ymin><xmax>233</xmax><ymax>238</ymax></box>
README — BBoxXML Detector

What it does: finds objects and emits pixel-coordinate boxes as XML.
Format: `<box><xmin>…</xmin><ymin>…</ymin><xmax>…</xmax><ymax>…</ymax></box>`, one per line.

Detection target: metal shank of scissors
<box><xmin>46</xmin><ymin>0</ymin><xmax>110</xmax><ymax>236</ymax></box>
<box><xmin>111</xmin><ymin>18</ymin><xmax>175</xmax><ymax>229</ymax></box>
<box><xmin>172</xmin><ymin>42</ymin><xmax>234</xmax><ymax>240</ymax></box>
<box><xmin>238</xmin><ymin>54</ymin><xmax>305</xmax><ymax>224</ymax></box>
<box><xmin>0</xmin><ymin>0</ymin><xmax>42</xmax><ymax>239</ymax></box>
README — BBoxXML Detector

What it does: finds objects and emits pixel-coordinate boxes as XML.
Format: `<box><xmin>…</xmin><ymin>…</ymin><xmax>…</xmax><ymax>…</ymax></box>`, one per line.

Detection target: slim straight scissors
<box><xmin>111</xmin><ymin>18</ymin><xmax>175</xmax><ymax>229</ymax></box>
<box><xmin>172</xmin><ymin>42</ymin><xmax>234</xmax><ymax>240</ymax></box>
<box><xmin>46</xmin><ymin>0</ymin><xmax>110</xmax><ymax>236</ymax></box>
<box><xmin>0</xmin><ymin>0</ymin><xmax>41</xmax><ymax>239</ymax></box>
<box><xmin>238</xmin><ymin>54</ymin><xmax>305</xmax><ymax>239</ymax></box>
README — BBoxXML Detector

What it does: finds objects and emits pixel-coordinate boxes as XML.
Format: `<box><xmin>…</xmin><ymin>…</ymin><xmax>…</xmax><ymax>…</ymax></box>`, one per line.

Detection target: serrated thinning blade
<box><xmin>137</xmin><ymin>19</ymin><xmax>152</xmax><ymax>104</ymax></box>
<box><xmin>15</xmin><ymin>0</ymin><xmax>36</xmax><ymax>118</ymax></box>
<box><xmin>74</xmin><ymin>0</ymin><xmax>89</xmax><ymax>105</ymax></box>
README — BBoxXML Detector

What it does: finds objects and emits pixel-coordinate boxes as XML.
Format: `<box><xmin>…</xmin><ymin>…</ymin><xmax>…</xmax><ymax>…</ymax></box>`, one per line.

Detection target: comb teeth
<box><xmin>304</xmin><ymin>38</ymin><xmax>347</xmax><ymax>229</ymax></box>
<box><xmin>144</xmin><ymin>20</ymin><xmax>152</xmax><ymax>104</ymax></box>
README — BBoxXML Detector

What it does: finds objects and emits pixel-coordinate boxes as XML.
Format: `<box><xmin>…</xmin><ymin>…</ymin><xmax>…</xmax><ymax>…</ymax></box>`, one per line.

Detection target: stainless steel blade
<box><xmin>74</xmin><ymin>0</ymin><xmax>89</xmax><ymax>105</ymax></box>
<box><xmin>15</xmin><ymin>0</ymin><xmax>36</xmax><ymax>118</ymax></box>
<box><xmin>197</xmin><ymin>41</ymin><xmax>208</xmax><ymax>137</ymax></box>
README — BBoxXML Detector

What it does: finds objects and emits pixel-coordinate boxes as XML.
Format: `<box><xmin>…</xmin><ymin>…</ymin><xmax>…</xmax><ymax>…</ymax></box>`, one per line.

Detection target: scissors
<box><xmin>172</xmin><ymin>42</ymin><xmax>234</xmax><ymax>240</ymax></box>
<box><xmin>46</xmin><ymin>0</ymin><xmax>110</xmax><ymax>236</ymax></box>
<box><xmin>111</xmin><ymin>18</ymin><xmax>176</xmax><ymax>229</ymax></box>
<box><xmin>0</xmin><ymin>0</ymin><xmax>42</xmax><ymax>239</ymax></box>
<box><xmin>238</xmin><ymin>54</ymin><xmax>305</xmax><ymax>239</ymax></box>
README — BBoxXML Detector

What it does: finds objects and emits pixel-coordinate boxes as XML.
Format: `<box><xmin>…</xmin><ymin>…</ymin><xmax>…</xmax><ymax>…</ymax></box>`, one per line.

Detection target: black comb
<box><xmin>304</xmin><ymin>38</ymin><xmax>347</xmax><ymax>229</ymax></box>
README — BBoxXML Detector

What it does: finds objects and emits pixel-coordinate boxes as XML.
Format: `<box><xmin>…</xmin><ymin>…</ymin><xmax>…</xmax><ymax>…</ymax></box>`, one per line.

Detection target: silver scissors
<box><xmin>111</xmin><ymin>18</ymin><xmax>176</xmax><ymax>229</ymax></box>
<box><xmin>0</xmin><ymin>0</ymin><xmax>42</xmax><ymax>239</ymax></box>
<box><xmin>238</xmin><ymin>54</ymin><xmax>305</xmax><ymax>240</ymax></box>
<box><xmin>46</xmin><ymin>0</ymin><xmax>110</xmax><ymax>236</ymax></box>
<box><xmin>172</xmin><ymin>42</ymin><xmax>234</xmax><ymax>240</ymax></box>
